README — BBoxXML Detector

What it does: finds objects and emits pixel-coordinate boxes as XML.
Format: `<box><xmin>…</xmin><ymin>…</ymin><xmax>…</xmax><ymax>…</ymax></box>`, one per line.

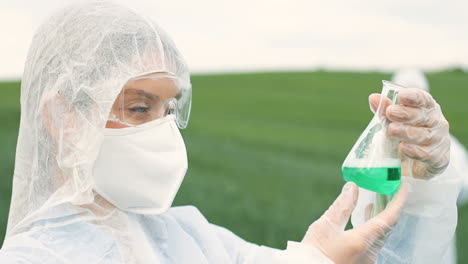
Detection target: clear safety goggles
<box><xmin>108</xmin><ymin>72</ymin><xmax>191</xmax><ymax>129</ymax></box>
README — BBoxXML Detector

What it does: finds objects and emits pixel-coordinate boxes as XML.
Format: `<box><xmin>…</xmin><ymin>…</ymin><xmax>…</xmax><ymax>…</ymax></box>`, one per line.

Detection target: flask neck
<box><xmin>376</xmin><ymin>81</ymin><xmax>403</xmax><ymax>117</ymax></box>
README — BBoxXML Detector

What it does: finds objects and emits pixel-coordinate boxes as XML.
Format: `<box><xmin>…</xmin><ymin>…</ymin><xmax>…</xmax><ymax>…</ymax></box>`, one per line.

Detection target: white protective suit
<box><xmin>0</xmin><ymin>2</ymin><xmax>462</xmax><ymax>263</ymax></box>
<box><xmin>388</xmin><ymin>69</ymin><xmax>468</xmax><ymax>264</ymax></box>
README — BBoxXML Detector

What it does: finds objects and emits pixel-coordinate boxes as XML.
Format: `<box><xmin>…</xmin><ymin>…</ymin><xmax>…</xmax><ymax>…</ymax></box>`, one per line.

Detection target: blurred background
<box><xmin>1</xmin><ymin>0</ymin><xmax>467</xmax><ymax>262</ymax></box>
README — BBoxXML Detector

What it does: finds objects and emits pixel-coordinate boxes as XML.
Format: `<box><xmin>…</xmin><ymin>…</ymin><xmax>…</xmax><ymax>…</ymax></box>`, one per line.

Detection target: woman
<box><xmin>0</xmin><ymin>1</ymin><xmax>458</xmax><ymax>263</ymax></box>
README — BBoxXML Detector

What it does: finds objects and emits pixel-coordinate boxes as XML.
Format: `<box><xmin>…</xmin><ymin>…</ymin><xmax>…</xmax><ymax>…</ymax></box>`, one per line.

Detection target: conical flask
<box><xmin>342</xmin><ymin>81</ymin><xmax>403</xmax><ymax>195</ymax></box>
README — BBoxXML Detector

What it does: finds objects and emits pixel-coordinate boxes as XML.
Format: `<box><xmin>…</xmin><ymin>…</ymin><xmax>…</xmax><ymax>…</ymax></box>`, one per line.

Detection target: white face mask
<box><xmin>92</xmin><ymin>115</ymin><xmax>188</xmax><ymax>215</ymax></box>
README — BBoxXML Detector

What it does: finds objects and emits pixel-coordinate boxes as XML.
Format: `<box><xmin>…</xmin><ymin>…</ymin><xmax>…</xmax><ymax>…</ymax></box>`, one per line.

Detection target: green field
<box><xmin>1</xmin><ymin>71</ymin><xmax>467</xmax><ymax>262</ymax></box>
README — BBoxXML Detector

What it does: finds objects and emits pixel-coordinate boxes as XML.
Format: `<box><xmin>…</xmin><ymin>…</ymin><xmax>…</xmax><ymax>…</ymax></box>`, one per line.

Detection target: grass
<box><xmin>0</xmin><ymin>71</ymin><xmax>467</xmax><ymax>262</ymax></box>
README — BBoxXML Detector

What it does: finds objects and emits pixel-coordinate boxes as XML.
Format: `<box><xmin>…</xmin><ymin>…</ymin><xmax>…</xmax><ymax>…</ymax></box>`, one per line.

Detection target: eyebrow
<box><xmin>124</xmin><ymin>88</ymin><xmax>159</xmax><ymax>101</ymax></box>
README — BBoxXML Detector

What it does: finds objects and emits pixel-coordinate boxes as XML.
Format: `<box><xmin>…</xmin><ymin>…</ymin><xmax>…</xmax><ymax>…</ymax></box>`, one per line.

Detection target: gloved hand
<box><xmin>301</xmin><ymin>182</ymin><xmax>408</xmax><ymax>264</ymax></box>
<box><xmin>369</xmin><ymin>88</ymin><xmax>450</xmax><ymax>179</ymax></box>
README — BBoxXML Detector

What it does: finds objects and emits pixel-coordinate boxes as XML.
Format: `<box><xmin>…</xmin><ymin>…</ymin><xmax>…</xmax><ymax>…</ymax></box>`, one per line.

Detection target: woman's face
<box><xmin>106</xmin><ymin>74</ymin><xmax>179</xmax><ymax>129</ymax></box>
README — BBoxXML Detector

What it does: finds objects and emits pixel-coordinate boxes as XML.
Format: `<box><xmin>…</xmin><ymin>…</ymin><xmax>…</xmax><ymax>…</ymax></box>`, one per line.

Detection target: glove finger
<box><xmin>398</xmin><ymin>88</ymin><xmax>435</xmax><ymax>108</ymax></box>
<box><xmin>324</xmin><ymin>182</ymin><xmax>358</xmax><ymax>229</ymax></box>
<box><xmin>368</xmin><ymin>94</ymin><xmax>392</xmax><ymax>117</ymax></box>
<box><xmin>303</xmin><ymin>182</ymin><xmax>359</xmax><ymax>244</ymax></box>
<box><xmin>365</xmin><ymin>203</ymin><xmax>373</xmax><ymax>221</ymax></box>
<box><xmin>369</xmin><ymin>94</ymin><xmax>379</xmax><ymax>113</ymax></box>
<box><xmin>399</xmin><ymin>142</ymin><xmax>432</xmax><ymax>161</ymax></box>
<box><xmin>399</xmin><ymin>140</ymin><xmax>450</xmax><ymax>174</ymax></box>
<box><xmin>386</xmin><ymin>104</ymin><xmax>442</xmax><ymax>127</ymax></box>
<box><xmin>354</xmin><ymin>183</ymin><xmax>408</xmax><ymax>241</ymax></box>
<box><xmin>310</xmin><ymin>182</ymin><xmax>358</xmax><ymax>230</ymax></box>
<box><xmin>389</xmin><ymin>123</ymin><xmax>442</xmax><ymax>145</ymax></box>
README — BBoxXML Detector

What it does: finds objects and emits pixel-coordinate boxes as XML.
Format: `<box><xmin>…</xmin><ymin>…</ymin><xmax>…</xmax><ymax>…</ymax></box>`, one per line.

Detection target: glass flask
<box><xmin>341</xmin><ymin>81</ymin><xmax>404</xmax><ymax>195</ymax></box>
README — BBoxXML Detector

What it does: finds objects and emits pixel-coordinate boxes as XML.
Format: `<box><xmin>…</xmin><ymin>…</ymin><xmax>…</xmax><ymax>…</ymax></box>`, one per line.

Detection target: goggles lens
<box><xmin>108</xmin><ymin>72</ymin><xmax>190</xmax><ymax>128</ymax></box>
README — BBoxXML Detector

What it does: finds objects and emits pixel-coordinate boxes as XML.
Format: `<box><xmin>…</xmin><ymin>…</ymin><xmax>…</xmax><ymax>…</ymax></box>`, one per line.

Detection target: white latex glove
<box><xmin>369</xmin><ymin>88</ymin><xmax>450</xmax><ymax>179</ymax></box>
<box><xmin>299</xmin><ymin>182</ymin><xmax>408</xmax><ymax>264</ymax></box>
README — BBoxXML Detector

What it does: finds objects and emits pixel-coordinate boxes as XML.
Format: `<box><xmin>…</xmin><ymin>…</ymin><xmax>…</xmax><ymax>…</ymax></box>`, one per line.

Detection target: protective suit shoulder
<box><xmin>0</xmin><ymin>217</ymin><xmax>122</xmax><ymax>264</ymax></box>
<box><xmin>168</xmin><ymin>205</ymin><xmax>206</xmax><ymax>222</ymax></box>
<box><xmin>0</xmin><ymin>247</ymin><xmax>38</xmax><ymax>264</ymax></box>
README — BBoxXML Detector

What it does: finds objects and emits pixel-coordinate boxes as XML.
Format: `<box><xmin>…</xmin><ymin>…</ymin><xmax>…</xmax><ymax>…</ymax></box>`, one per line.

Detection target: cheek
<box><xmin>105</xmin><ymin>120</ymin><xmax>129</xmax><ymax>129</ymax></box>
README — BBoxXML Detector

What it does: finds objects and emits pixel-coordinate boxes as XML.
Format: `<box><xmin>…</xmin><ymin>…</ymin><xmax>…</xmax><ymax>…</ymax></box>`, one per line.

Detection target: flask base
<box><xmin>342</xmin><ymin>166</ymin><xmax>401</xmax><ymax>195</ymax></box>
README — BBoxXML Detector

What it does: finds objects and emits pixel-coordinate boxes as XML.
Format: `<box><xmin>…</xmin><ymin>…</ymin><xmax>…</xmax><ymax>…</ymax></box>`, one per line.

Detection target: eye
<box><xmin>129</xmin><ymin>106</ymin><xmax>150</xmax><ymax>113</ymax></box>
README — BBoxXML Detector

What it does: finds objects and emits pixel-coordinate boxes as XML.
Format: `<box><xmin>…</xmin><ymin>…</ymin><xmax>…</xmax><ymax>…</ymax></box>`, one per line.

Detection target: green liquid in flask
<box><xmin>341</xmin><ymin>166</ymin><xmax>401</xmax><ymax>195</ymax></box>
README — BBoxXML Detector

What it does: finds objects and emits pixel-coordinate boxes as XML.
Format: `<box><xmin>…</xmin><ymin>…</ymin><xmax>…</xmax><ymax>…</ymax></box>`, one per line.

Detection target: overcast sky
<box><xmin>1</xmin><ymin>0</ymin><xmax>467</xmax><ymax>79</ymax></box>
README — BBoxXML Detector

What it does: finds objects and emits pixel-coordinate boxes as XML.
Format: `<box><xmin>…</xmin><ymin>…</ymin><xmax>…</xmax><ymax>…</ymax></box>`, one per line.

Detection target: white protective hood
<box><xmin>3</xmin><ymin>1</ymin><xmax>190</xmax><ymax>262</ymax></box>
